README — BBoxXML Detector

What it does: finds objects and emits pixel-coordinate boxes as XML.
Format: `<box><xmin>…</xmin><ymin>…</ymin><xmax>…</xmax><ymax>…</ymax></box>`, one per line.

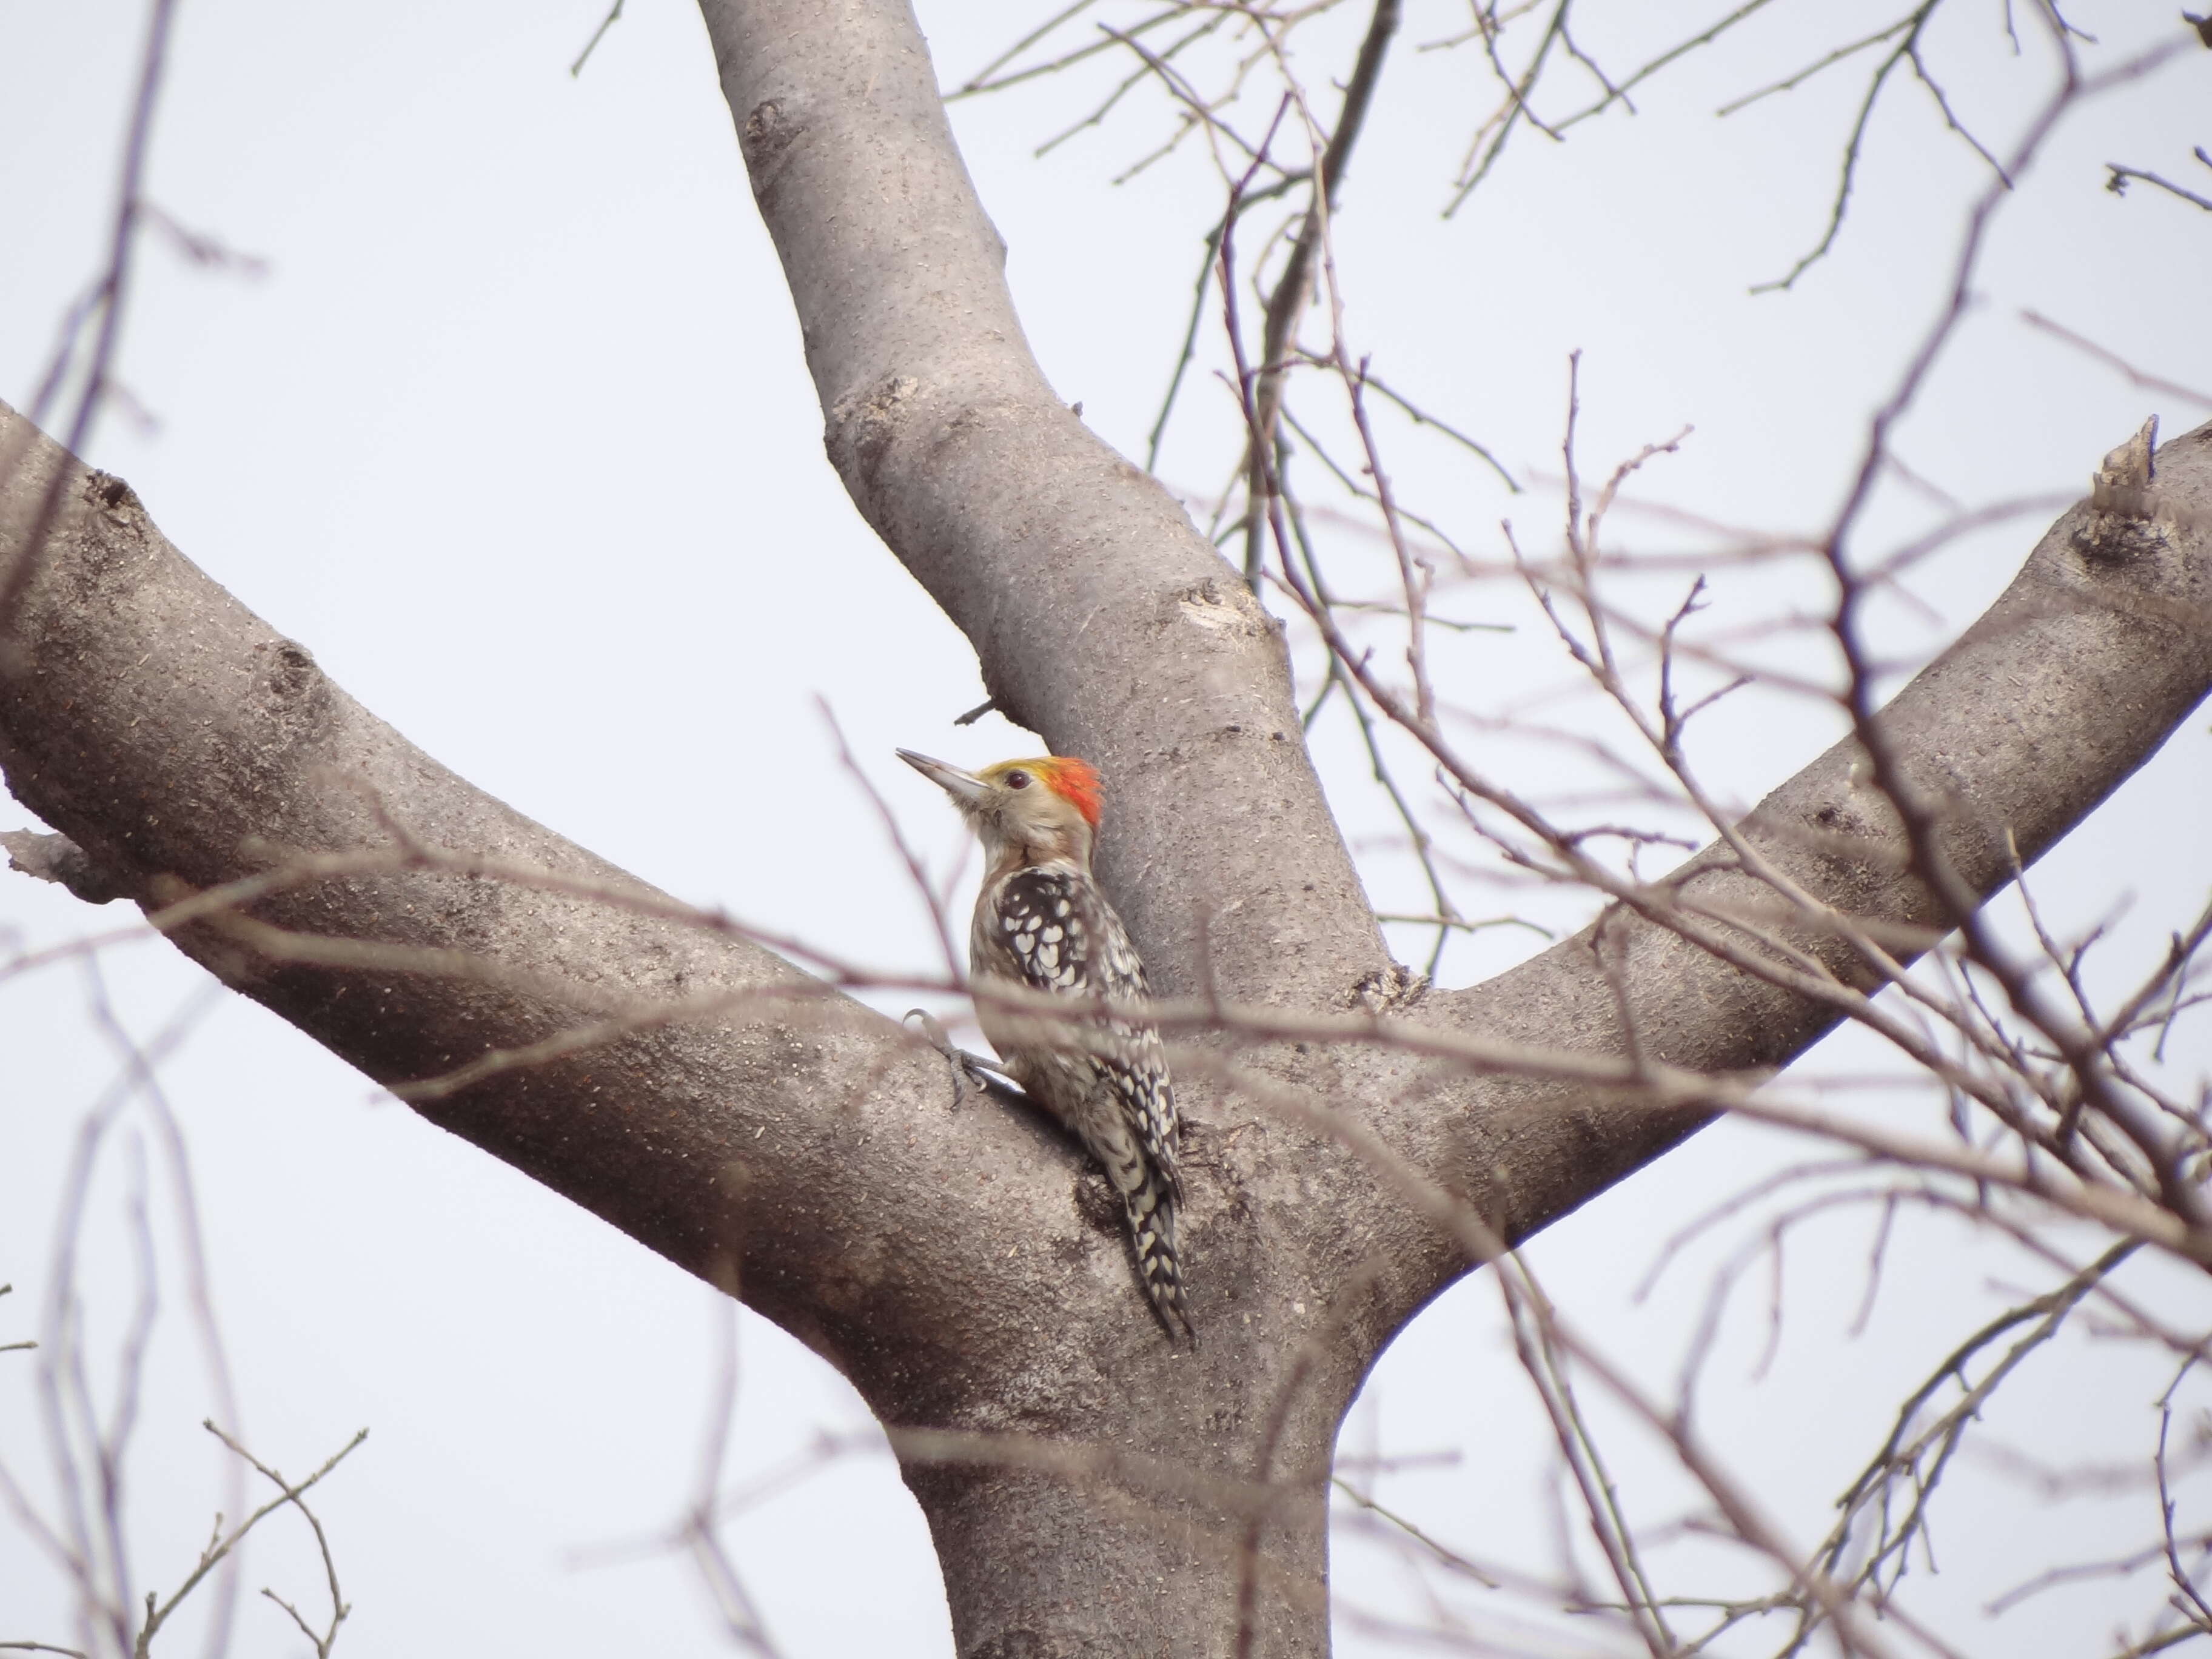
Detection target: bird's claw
<box><xmin>903</xmin><ymin>1009</ymin><xmax>1013</xmax><ymax>1109</ymax></box>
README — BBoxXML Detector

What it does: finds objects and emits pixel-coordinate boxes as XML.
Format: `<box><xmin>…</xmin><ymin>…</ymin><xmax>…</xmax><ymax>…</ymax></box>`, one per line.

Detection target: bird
<box><xmin>897</xmin><ymin>748</ymin><xmax>1192</xmax><ymax>1341</ymax></box>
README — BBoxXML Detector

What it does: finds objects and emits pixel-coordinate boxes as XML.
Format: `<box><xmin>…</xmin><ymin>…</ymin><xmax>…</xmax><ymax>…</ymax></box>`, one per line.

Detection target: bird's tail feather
<box><xmin>1125</xmin><ymin>1179</ymin><xmax>1193</xmax><ymax>1342</ymax></box>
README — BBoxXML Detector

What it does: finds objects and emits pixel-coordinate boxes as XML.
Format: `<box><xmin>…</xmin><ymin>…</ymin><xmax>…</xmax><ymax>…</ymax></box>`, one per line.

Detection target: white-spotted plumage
<box><xmin>897</xmin><ymin>748</ymin><xmax>1192</xmax><ymax>1340</ymax></box>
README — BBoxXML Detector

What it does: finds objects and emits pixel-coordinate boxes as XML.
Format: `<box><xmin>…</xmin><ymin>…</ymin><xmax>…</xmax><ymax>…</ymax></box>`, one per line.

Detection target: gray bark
<box><xmin>1</xmin><ymin>0</ymin><xmax>2207</xmax><ymax>1653</ymax></box>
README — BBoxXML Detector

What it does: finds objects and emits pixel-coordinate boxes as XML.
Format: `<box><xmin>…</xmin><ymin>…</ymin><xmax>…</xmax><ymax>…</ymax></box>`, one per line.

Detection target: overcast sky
<box><xmin>3</xmin><ymin>2</ymin><xmax>2209</xmax><ymax>1655</ymax></box>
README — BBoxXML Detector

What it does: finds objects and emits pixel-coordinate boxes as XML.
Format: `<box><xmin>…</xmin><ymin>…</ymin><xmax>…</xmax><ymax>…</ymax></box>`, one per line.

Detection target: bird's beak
<box><xmin>896</xmin><ymin>748</ymin><xmax>991</xmax><ymax>807</ymax></box>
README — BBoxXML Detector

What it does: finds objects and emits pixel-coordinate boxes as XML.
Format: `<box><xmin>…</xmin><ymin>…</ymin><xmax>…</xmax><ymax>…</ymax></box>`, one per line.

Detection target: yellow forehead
<box><xmin>978</xmin><ymin>759</ymin><xmax>1056</xmax><ymax>783</ymax></box>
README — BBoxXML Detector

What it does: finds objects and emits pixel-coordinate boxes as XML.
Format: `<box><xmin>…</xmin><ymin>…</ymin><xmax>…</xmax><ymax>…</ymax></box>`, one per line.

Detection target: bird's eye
<box><xmin>1005</xmin><ymin>771</ymin><xmax>1031</xmax><ymax>789</ymax></box>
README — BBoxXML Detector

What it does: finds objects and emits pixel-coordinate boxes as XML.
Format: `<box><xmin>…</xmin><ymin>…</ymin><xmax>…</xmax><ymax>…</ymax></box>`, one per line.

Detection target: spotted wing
<box><xmin>990</xmin><ymin>867</ymin><xmax>1181</xmax><ymax>1200</ymax></box>
<box><xmin>991</xmin><ymin>866</ymin><xmax>1101</xmax><ymax>993</ymax></box>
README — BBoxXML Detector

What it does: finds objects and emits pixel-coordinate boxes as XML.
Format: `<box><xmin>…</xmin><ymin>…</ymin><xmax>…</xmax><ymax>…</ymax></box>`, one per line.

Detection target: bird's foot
<box><xmin>903</xmin><ymin>1010</ymin><xmax>1018</xmax><ymax>1109</ymax></box>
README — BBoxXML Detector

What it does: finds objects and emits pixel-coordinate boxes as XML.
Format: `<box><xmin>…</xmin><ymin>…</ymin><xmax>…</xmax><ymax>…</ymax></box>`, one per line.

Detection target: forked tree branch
<box><xmin>694</xmin><ymin>0</ymin><xmax>2212</xmax><ymax>1279</ymax></box>
<box><xmin>7</xmin><ymin>0</ymin><xmax>2212</xmax><ymax>1652</ymax></box>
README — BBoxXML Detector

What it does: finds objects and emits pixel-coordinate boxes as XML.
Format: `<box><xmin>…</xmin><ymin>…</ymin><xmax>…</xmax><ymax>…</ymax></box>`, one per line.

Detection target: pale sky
<box><xmin>3</xmin><ymin>2</ymin><xmax>2209</xmax><ymax>1655</ymax></box>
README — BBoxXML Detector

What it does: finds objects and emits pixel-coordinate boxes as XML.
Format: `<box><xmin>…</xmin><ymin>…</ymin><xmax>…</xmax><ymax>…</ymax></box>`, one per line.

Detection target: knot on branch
<box><xmin>739</xmin><ymin>97</ymin><xmax>805</xmax><ymax>199</ymax></box>
<box><xmin>249</xmin><ymin>635</ymin><xmax>332</xmax><ymax>746</ymax></box>
<box><xmin>81</xmin><ymin>468</ymin><xmax>143</xmax><ymax>520</ymax></box>
<box><xmin>2</xmin><ymin>828</ymin><xmax>132</xmax><ymax>905</ymax></box>
<box><xmin>2073</xmin><ymin>415</ymin><xmax>2173</xmax><ymax>565</ymax></box>
<box><xmin>1172</xmin><ymin>578</ymin><xmax>1272</xmax><ymax>642</ymax></box>
<box><xmin>826</xmin><ymin>372</ymin><xmax>920</xmax><ymax>495</ymax></box>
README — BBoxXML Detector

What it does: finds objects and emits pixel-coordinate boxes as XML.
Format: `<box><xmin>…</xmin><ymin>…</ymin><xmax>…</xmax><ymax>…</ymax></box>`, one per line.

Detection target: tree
<box><xmin>4</xmin><ymin>1</ymin><xmax>2210</xmax><ymax>1655</ymax></box>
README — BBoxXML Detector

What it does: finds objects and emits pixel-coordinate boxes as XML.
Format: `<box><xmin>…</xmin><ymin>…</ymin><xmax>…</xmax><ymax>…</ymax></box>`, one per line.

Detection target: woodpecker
<box><xmin>897</xmin><ymin>748</ymin><xmax>1192</xmax><ymax>1341</ymax></box>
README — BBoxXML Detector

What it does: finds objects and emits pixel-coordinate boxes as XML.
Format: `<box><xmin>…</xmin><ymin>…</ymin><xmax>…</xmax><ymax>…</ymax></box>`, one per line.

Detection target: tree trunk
<box><xmin>4</xmin><ymin>0</ymin><xmax>2210</xmax><ymax>1652</ymax></box>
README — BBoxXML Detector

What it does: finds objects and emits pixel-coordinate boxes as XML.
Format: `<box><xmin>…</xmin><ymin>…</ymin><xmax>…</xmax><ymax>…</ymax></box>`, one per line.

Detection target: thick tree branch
<box><xmin>1397</xmin><ymin>418</ymin><xmax>2212</xmax><ymax>1269</ymax></box>
<box><xmin>695</xmin><ymin>0</ymin><xmax>1391</xmax><ymax>1013</ymax></box>
<box><xmin>0</xmin><ymin>398</ymin><xmax>1195</xmax><ymax>1412</ymax></box>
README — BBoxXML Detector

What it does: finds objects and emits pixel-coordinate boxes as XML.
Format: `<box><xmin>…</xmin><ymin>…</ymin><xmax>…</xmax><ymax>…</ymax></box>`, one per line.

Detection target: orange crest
<box><xmin>1039</xmin><ymin>757</ymin><xmax>1104</xmax><ymax>827</ymax></box>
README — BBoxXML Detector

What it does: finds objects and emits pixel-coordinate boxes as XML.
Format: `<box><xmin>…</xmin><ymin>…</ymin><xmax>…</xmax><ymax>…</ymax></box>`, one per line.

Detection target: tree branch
<box><xmin>0</xmin><ymin>398</ymin><xmax>1165</xmax><ymax>1410</ymax></box>
<box><xmin>695</xmin><ymin>0</ymin><xmax>1391</xmax><ymax>1011</ymax></box>
<box><xmin>1403</xmin><ymin>417</ymin><xmax>2212</xmax><ymax>1266</ymax></box>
